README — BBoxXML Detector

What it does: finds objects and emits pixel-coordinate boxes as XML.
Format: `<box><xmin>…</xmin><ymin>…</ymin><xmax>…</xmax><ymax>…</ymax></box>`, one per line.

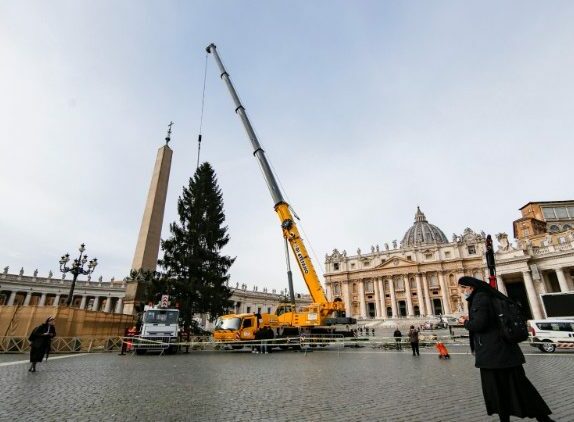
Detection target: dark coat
<box><xmin>464</xmin><ymin>290</ymin><xmax>525</xmax><ymax>369</ymax></box>
<box><xmin>408</xmin><ymin>328</ymin><xmax>419</xmax><ymax>343</ymax></box>
<box><xmin>29</xmin><ymin>323</ymin><xmax>56</xmax><ymax>363</ymax></box>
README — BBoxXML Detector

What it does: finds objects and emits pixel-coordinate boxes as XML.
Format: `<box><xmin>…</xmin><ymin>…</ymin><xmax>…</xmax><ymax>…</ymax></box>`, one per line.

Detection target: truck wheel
<box><xmin>135</xmin><ymin>349</ymin><xmax>146</xmax><ymax>355</ymax></box>
<box><xmin>539</xmin><ymin>341</ymin><xmax>555</xmax><ymax>353</ymax></box>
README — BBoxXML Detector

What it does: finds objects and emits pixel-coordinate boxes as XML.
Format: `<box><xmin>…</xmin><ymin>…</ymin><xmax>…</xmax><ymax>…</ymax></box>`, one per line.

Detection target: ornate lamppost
<box><xmin>59</xmin><ymin>243</ymin><xmax>98</xmax><ymax>307</ymax></box>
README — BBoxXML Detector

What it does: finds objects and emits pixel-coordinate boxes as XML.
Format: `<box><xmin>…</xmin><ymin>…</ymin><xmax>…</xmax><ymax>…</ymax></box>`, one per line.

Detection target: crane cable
<box><xmin>196</xmin><ymin>52</ymin><xmax>209</xmax><ymax>170</ymax></box>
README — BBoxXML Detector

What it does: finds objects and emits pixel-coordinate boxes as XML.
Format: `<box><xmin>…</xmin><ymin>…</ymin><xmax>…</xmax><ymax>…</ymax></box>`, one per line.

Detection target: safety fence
<box><xmin>2</xmin><ymin>335</ymin><xmax>571</xmax><ymax>354</ymax></box>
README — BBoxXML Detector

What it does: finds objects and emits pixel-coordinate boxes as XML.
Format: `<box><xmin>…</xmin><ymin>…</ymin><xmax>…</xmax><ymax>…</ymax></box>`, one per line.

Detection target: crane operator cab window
<box><xmin>242</xmin><ymin>318</ymin><xmax>253</xmax><ymax>329</ymax></box>
<box><xmin>276</xmin><ymin>304</ymin><xmax>293</xmax><ymax>317</ymax></box>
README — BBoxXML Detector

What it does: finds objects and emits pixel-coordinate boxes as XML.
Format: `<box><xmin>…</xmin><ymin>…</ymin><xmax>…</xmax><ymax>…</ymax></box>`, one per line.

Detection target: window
<box><xmin>365</xmin><ymin>281</ymin><xmax>374</xmax><ymax>293</ymax></box>
<box><xmin>444</xmin><ymin>251</ymin><xmax>451</xmax><ymax>258</ymax></box>
<box><xmin>555</xmin><ymin>207</ymin><xmax>569</xmax><ymax>218</ymax></box>
<box><xmin>333</xmin><ymin>263</ymin><xmax>340</xmax><ymax>271</ymax></box>
<box><xmin>542</xmin><ymin>207</ymin><xmax>556</xmax><ymax>219</ymax></box>
<box><xmin>549</xmin><ymin>225</ymin><xmax>560</xmax><ymax>233</ymax></box>
<box><xmin>351</xmin><ymin>263</ymin><xmax>355</xmax><ymax>269</ymax></box>
<box><xmin>246</xmin><ymin>306</ymin><xmax>251</xmax><ymax>313</ymax></box>
<box><xmin>568</xmin><ymin>207</ymin><xmax>574</xmax><ymax>218</ymax></box>
<box><xmin>333</xmin><ymin>283</ymin><xmax>341</xmax><ymax>296</ymax></box>
<box><xmin>267</xmin><ymin>307</ymin><xmax>271</xmax><ymax>314</ymax></box>
<box><xmin>406</xmin><ymin>255</ymin><xmax>412</xmax><ymax>260</ymax></box>
<box><xmin>425</xmin><ymin>253</ymin><xmax>433</xmax><ymax>260</ymax></box>
<box><xmin>242</xmin><ymin>318</ymin><xmax>253</xmax><ymax>328</ymax></box>
<box><xmin>467</xmin><ymin>245</ymin><xmax>476</xmax><ymax>255</ymax></box>
<box><xmin>363</xmin><ymin>261</ymin><xmax>370</xmax><ymax>267</ymax></box>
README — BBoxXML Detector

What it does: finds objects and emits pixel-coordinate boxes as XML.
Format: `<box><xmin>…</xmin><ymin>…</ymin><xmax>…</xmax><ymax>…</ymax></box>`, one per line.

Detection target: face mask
<box><xmin>463</xmin><ymin>292</ymin><xmax>471</xmax><ymax>299</ymax></box>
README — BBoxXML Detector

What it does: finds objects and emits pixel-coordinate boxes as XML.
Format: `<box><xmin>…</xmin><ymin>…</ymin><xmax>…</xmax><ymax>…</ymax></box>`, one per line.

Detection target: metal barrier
<box><xmin>0</xmin><ymin>336</ymin><xmax>124</xmax><ymax>353</ymax></box>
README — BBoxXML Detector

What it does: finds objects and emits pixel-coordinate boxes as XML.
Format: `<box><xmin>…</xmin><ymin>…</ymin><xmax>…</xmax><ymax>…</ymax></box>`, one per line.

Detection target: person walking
<box><xmin>393</xmin><ymin>327</ymin><xmax>402</xmax><ymax>350</ymax></box>
<box><xmin>408</xmin><ymin>325</ymin><xmax>420</xmax><ymax>356</ymax></box>
<box><xmin>28</xmin><ymin>316</ymin><xmax>56</xmax><ymax>372</ymax></box>
<box><xmin>458</xmin><ymin>276</ymin><xmax>554</xmax><ymax>422</ymax></box>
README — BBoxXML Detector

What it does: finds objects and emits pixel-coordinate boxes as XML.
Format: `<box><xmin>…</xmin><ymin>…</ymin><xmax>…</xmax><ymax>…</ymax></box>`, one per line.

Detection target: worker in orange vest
<box><xmin>119</xmin><ymin>325</ymin><xmax>138</xmax><ymax>355</ymax></box>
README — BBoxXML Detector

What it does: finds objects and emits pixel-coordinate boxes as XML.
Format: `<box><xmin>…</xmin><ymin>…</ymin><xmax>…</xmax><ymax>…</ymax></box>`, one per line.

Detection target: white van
<box><xmin>528</xmin><ymin>319</ymin><xmax>574</xmax><ymax>353</ymax></box>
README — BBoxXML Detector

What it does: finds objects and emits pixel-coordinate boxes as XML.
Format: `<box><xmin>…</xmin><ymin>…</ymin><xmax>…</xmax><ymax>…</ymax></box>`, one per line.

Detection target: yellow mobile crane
<box><xmin>207</xmin><ymin>44</ymin><xmax>355</xmax><ymax>342</ymax></box>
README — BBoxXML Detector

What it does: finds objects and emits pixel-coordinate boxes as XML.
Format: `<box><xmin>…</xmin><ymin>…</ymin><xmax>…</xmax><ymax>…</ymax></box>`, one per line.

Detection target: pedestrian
<box><xmin>408</xmin><ymin>325</ymin><xmax>420</xmax><ymax>356</ymax></box>
<box><xmin>393</xmin><ymin>327</ymin><xmax>402</xmax><ymax>350</ymax></box>
<box><xmin>28</xmin><ymin>316</ymin><xmax>56</xmax><ymax>372</ymax></box>
<box><xmin>458</xmin><ymin>276</ymin><xmax>554</xmax><ymax>422</ymax></box>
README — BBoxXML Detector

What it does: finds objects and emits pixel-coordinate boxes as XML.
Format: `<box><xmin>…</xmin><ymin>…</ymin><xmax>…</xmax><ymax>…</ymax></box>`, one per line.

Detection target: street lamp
<box><xmin>59</xmin><ymin>243</ymin><xmax>98</xmax><ymax>307</ymax></box>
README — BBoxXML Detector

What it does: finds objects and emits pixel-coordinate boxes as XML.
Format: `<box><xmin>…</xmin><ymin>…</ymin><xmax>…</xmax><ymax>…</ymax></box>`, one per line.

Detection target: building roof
<box><xmin>519</xmin><ymin>200</ymin><xmax>574</xmax><ymax>210</ymax></box>
<box><xmin>401</xmin><ymin>207</ymin><xmax>448</xmax><ymax>248</ymax></box>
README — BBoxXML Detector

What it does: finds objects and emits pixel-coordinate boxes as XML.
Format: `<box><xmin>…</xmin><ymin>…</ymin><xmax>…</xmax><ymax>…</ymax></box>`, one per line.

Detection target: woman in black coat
<box><xmin>458</xmin><ymin>276</ymin><xmax>553</xmax><ymax>422</ymax></box>
<box><xmin>28</xmin><ymin>316</ymin><xmax>56</xmax><ymax>372</ymax></box>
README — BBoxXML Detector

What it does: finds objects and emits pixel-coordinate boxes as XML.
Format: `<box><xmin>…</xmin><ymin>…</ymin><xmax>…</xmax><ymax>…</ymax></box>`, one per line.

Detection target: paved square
<box><xmin>0</xmin><ymin>345</ymin><xmax>572</xmax><ymax>421</ymax></box>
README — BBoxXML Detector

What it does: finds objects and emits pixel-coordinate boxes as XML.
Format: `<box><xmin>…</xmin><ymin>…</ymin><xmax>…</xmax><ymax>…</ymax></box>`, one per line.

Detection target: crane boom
<box><xmin>206</xmin><ymin>43</ymin><xmax>329</xmax><ymax>305</ymax></box>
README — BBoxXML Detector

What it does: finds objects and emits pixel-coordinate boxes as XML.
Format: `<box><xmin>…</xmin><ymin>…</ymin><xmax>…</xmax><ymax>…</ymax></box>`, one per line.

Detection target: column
<box><xmin>79</xmin><ymin>296</ymin><xmax>87</xmax><ymax>310</ymax></box>
<box><xmin>342</xmin><ymin>281</ymin><xmax>351</xmax><ymax>317</ymax></box>
<box><xmin>403</xmin><ymin>275</ymin><xmax>414</xmax><ymax>316</ymax></box>
<box><xmin>438</xmin><ymin>272</ymin><xmax>451</xmax><ymax>314</ymax></box>
<box><xmin>104</xmin><ymin>297</ymin><xmax>112</xmax><ymax>313</ymax></box>
<box><xmin>389</xmin><ymin>278</ymin><xmax>398</xmax><ymax>318</ymax></box>
<box><xmin>115</xmin><ymin>298</ymin><xmax>124</xmax><ymax>314</ymax></box>
<box><xmin>555</xmin><ymin>268</ymin><xmax>570</xmax><ymax>292</ymax></box>
<box><xmin>23</xmin><ymin>292</ymin><xmax>32</xmax><ymax>306</ymax></box>
<box><xmin>422</xmin><ymin>273</ymin><xmax>433</xmax><ymax>316</ymax></box>
<box><xmin>358</xmin><ymin>280</ymin><xmax>367</xmax><ymax>318</ymax></box>
<box><xmin>523</xmin><ymin>270</ymin><xmax>543</xmax><ymax>320</ymax></box>
<box><xmin>373</xmin><ymin>278</ymin><xmax>382</xmax><ymax>318</ymax></box>
<box><xmin>92</xmin><ymin>296</ymin><xmax>100</xmax><ymax>311</ymax></box>
<box><xmin>53</xmin><ymin>294</ymin><xmax>61</xmax><ymax>307</ymax></box>
<box><xmin>415</xmin><ymin>273</ymin><xmax>426</xmax><ymax>316</ymax></box>
<box><xmin>377</xmin><ymin>278</ymin><xmax>386</xmax><ymax>318</ymax></box>
<box><xmin>7</xmin><ymin>291</ymin><xmax>16</xmax><ymax>306</ymax></box>
<box><xmin>496</xmin><ymin>275</ymin><xmax>507</xmax><ymax>296</ymax></box>
<box><xmin>38</xmin><ymin>294</ymin><xmax>47</xmax><ymax>307</ymax></box>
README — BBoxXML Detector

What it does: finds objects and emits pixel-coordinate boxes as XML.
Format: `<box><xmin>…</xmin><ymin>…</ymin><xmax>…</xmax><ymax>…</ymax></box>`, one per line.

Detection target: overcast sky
<box><xmin>1</xmin><ymin>1</ymin><xmax>573</xmax><ymax>294</ymax></box>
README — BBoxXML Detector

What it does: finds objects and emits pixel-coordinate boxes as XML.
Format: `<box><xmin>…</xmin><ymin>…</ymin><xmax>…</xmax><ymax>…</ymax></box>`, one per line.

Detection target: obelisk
<box><xmin>123</xmin><ymin>123</ymin><xmax>174</xmax><ymax>315</ymax></box>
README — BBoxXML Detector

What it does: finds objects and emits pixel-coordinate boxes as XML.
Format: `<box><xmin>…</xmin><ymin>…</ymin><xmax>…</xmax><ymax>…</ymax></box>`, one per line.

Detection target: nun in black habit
<box><xmin>457</xmin><ymin>276</ymin><xmax>553</xmax><ymax>422</ymax></box>
<box><xmin>28</xmin><ymin>316</ymin><xmax>56</xmax><ymax>372</ymax></box>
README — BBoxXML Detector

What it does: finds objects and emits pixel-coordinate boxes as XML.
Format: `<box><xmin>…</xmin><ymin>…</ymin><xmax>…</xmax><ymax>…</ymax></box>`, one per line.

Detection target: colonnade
<box><xmin>497</xmin><ymin>266</ymin><xmax>573</xmax><ymax>321</ymax></box>
<box><xmin>337</xmin><ymin>271</ymin><xmax>468</xmax><ymax>319</ymax></box>
<box><xmin>2</xmin><ymin>290</ymin><xmax>124</xmax><ymax>314</ymax></box>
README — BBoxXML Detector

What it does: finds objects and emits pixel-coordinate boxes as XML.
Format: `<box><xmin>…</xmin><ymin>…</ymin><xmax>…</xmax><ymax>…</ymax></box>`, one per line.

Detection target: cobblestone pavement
<box><xmin>0</xmin><ymin>346</ymin><xmax>572</xmax><ymax>422</ymax></box>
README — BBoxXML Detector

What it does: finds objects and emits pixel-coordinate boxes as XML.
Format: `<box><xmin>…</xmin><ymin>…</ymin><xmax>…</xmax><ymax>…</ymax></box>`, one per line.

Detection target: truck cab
<box><xmin>213</xmin><ymin>313</ymin><xmax>279</xmax><ymax>344</ymax></box>
<box><xmin>134</xmin><ymin>306</ymin><xmax>180</xmax><ymax>354</ymax></box>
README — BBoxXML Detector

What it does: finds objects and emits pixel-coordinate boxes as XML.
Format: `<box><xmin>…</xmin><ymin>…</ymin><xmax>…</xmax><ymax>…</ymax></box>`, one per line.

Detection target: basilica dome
<box><xmin>401</xmin><ymin>207</ymin><xmax>448</xmax><ymax>248</ymax></box>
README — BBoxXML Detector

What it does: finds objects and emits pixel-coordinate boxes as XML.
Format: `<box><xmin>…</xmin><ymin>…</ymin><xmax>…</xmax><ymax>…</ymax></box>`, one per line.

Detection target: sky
<box><xmin>1</xmin><ymin>1</ymin><xmax>573</xmax><ymax>294</ymax></box>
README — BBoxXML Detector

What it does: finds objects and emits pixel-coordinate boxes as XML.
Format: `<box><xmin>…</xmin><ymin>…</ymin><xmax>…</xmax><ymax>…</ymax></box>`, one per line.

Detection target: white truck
<box><xmin>134</xmin><ymin>304</ymin><xmax>180</xmax><ymax>355</ymax></box>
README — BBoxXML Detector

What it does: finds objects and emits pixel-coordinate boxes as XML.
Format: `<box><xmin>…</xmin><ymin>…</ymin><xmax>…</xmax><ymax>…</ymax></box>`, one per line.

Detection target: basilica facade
<box><xmin>323</xmin><ymin>207</ymin><xmax>487</xmax><ymax>319</ymax></box>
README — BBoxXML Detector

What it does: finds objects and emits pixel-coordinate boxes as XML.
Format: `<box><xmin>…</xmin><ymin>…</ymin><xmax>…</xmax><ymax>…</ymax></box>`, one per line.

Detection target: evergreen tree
<box><xmin>159</xmin><ymin>162</ymin><xmax>234</xmax><ymax>326</ymax></box>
